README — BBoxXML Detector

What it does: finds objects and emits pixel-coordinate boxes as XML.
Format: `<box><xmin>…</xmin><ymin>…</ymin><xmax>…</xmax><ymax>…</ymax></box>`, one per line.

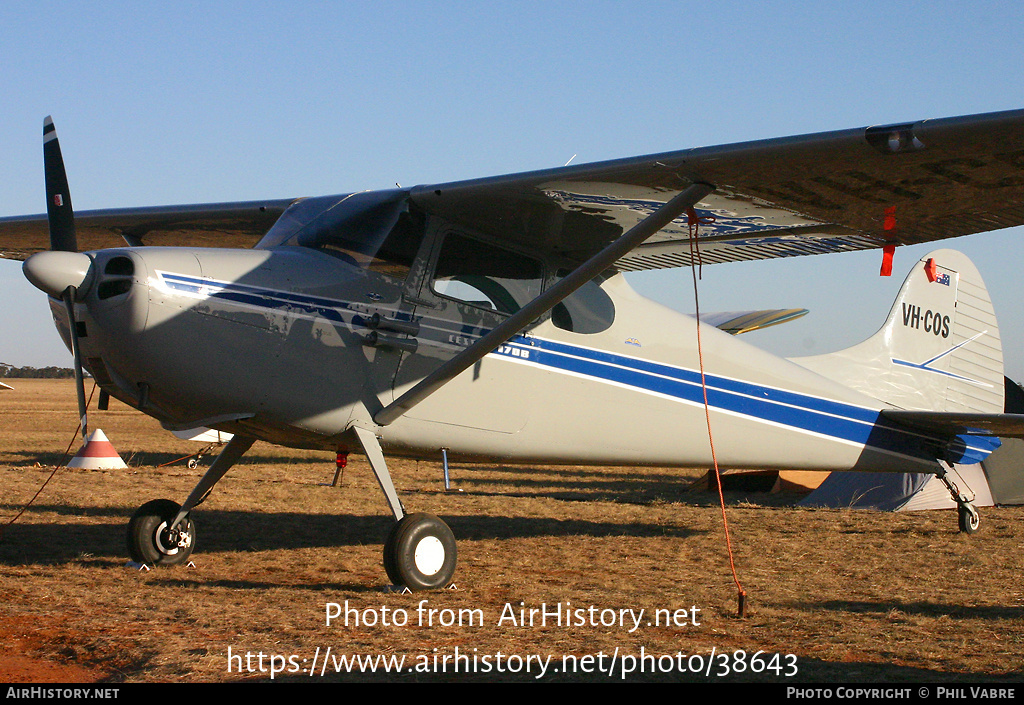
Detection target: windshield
<box><xmin>256</xmin><ymin>190</ymin><xmax>426</xmax><ymax>279</ymax></box>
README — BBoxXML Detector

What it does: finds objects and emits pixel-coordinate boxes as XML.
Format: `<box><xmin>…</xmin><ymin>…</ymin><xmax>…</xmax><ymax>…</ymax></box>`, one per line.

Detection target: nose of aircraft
<box><xmin>22</xmin><ymin>251</ymin><xmax>94</xmax><ymax>299</ymax></box>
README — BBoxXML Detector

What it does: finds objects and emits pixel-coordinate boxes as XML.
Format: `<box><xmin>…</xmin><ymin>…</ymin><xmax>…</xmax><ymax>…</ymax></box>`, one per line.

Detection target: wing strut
<box><xmin>374</xmin><ymin>181</ymin><xmax>715</xmax><ymax>426</ymax></box>
<box><xmin>166</xmin><ymin>433</ymin><xmax>256</xmax><ymax>532</ymax></box>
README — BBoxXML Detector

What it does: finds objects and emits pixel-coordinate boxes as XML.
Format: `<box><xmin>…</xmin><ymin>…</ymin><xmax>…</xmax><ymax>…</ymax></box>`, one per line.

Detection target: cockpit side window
<box><xmin>430</xmin><ymin>232</ymin><xmax>543</xmax><ymax>315</ymax></box>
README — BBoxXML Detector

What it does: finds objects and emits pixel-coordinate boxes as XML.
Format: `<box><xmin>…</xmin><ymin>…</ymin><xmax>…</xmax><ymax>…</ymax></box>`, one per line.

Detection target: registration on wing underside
<box><xmin>540</xmin><ymin>183</ymin><xmax>879</xmax><ymax>270</ymax></box>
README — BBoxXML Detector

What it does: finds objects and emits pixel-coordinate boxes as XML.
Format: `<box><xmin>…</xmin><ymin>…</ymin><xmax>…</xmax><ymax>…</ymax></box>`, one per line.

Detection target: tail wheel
<box><xmin>128</xmin><ymin>499</ymin><xmax>195</xmax><ymax>565</ymax></box>
<box><xmin>383</xmin><ymin>513</ymin><xmax>456</xmax><ymax>590</ymax></box>
<box><xmin>958</xmin><ymin>503</ymin><xmax>980</xmax><ymax>534</ymax></box>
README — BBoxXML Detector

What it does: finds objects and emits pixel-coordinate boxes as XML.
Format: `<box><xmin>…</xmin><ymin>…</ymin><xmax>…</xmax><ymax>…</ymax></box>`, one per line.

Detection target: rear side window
<box><xmin>551</xmin><ymin>272</ymin><xmax>615</xmax><ymax>334</ymax></box>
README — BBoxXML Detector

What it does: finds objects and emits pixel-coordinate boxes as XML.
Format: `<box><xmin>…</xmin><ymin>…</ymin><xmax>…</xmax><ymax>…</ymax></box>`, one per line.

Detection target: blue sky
<box><xmin>2</xmin><ymin>1</ymin><xmax>1024</xmax><ymax>378</ymax></box>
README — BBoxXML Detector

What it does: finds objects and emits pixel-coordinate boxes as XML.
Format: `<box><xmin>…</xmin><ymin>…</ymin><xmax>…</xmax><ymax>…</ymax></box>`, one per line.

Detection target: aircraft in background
<box><xmin>3</xmin><ymin>110</ymin><xmax>1024</xmax><ymax>590</ymax></box>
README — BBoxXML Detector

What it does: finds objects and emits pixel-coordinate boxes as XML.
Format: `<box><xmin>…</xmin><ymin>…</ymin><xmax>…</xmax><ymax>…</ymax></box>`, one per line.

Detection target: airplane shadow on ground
<box><xmin>6</xmin><ymin>451</ymin><xmax>789</xmax><ymax>508</ymax></box>
<box><xmin>0</xmin><ymin>506</ymin><xmax>705</xmax><ymax>567</ymax></box>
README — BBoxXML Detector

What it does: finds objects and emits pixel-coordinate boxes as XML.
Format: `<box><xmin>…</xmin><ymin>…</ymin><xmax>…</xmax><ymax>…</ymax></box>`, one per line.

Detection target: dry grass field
<box><xmin>1</xmin><ymin>379</ymin><xmax>1023</xmax><ymax>683</ymax></box>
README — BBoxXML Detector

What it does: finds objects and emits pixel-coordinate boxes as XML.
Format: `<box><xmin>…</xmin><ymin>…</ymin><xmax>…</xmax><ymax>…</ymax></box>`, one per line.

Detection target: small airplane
<box><xmin>3</xmin><ymin>110</ymin><xmax>1024</xmax><ymax>590</ymax></box>
<box><xmin>0</xmin><ymin>381</ymin><xmax>13</xmax><ymax>391</ymax></box>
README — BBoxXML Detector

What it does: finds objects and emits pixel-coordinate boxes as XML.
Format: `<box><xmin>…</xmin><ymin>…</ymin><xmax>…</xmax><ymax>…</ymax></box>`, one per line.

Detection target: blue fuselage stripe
<box><xmin>496</xmin><ymin>337</ymin><xmax>942</xmax><ymax>461</ymax></box>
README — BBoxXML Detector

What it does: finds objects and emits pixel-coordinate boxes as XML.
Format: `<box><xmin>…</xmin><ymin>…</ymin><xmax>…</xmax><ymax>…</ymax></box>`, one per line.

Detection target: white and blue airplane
<box><xmin>3</xmin><ymin>110</ymin><xmax>1024</xmax><ymax>590</ymax></box>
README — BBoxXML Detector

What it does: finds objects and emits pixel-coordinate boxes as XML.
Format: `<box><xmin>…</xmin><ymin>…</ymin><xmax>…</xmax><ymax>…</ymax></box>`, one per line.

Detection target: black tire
<box><xmin>383</xmin><ymin>513</ymin><xmax>456</xmax><ymax>590</ymax></box>
<box><xmin>382</xmin><ymin>520</ymin><xmax>403</xmax><ymax>585</ymax></box>
<box><xmin>127</xmin><ymin>499</ymin><xmax>195</xmax><ymax>565</ymax></box>
<box><xmin>958</xmin><ymin>504</ymin><xmax>980</xmax><ymax>534</ymax></box>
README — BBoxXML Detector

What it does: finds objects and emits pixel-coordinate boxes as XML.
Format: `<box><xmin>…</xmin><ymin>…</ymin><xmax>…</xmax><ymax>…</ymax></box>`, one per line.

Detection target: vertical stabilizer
<box><xmin>791</xmin><ymin>249</ymin><xmax>1003</xmax><ymax>413</ymax></box>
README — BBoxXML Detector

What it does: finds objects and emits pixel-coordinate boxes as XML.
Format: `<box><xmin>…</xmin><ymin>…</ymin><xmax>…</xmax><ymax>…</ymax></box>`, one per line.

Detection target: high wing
<box><xmin>0</xmin><ymin>200</ymin><xmax>297</xmax><ymax>260</ymax></box>
<box><xmin>2</xmin><ymin>109</ymin><xmax>1023</xmax><ymax>269</ymax></box>
<box><xmin>410</xmin><ymin>108</ymin><xmax>1024</xmax><ymax>270</ymax></box>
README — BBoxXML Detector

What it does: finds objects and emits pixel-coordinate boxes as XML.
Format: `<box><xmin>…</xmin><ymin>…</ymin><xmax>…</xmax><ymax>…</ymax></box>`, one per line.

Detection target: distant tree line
<box><xmin>0</xmin><ymin>362</ymin><xmax>76</xmax><ymax>379</ymax></box>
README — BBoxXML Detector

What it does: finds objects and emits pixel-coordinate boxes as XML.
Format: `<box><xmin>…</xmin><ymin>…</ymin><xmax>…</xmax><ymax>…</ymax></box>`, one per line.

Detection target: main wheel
<box><xmin>383</xmin><ymin>513</ymin><xmax>456</xmax><ymax>590</ymax></box>
<box><xmin>127</xmin><ymin>499</ymin><xmax>196</xmax><ymax>565</ymax></box>
<box><xmin>958</xmin><ymin>503</ymin><xmax>980</xmax><ymax>534</ymax></box>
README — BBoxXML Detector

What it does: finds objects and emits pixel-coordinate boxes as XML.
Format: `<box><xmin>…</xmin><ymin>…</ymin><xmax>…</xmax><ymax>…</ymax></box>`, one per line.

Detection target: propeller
<box><xmin>43</xmin><ymin>116</ymin><xmax>78</xmax><ymax>253</ymax></box>
<box><xmin>22</xmin><ymin>117</ymin><xmax>94</xmax><ymax>439</ymax></box>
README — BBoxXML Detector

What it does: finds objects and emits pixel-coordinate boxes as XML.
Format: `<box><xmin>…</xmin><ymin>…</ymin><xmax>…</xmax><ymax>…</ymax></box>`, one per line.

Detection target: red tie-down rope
<box><xmin>686</xmin><ymin>207</ymin><xmax>747</xmax><ymax>618</ymax></box>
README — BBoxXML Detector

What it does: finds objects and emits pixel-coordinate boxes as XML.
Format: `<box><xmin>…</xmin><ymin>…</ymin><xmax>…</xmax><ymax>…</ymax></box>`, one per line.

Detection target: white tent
<box><xmin>799</xmin><ymin>464</ymin><xmax>994</xmax><ymax>511</ymax></box>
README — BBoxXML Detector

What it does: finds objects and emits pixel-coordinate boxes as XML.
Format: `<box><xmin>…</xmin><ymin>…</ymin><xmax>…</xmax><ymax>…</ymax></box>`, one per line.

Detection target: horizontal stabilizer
<box><xmin>882</xmin><ymin>410</ymin><xmax>1024</xmax><ymax>438</ymax></box>
<box><xmin>699</xmin><ymin>308</ymin><xmax>808</xmax><ymax>335</ymax></box>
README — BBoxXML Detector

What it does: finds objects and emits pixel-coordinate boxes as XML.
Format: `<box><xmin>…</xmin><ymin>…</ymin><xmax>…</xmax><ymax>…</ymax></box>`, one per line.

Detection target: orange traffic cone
<box><xmin>67</xmin><ymin>429</ymin><xmax>128</xmax><ymax>469</ymax></box>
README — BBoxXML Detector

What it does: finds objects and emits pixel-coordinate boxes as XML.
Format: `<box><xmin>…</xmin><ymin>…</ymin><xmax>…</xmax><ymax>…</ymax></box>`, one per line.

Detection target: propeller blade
<box><xmin>62</xmin><ymin>286</ymin><xmax>89</xmax><ymax>439</ymax></box>
<box><xmin>43</xmin><ymin>116</ymin><xmax>78</xmax><ymax>253</ymax></box>
<box><xmin>44</xmin><ymin>117</ymin><xmax>88</xmax><ymax>438</ymax></box>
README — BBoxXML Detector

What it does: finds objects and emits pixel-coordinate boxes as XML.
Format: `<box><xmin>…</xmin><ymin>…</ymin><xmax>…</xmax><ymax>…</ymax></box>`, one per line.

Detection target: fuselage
<box><xmin>48</xmin><ymin>237</ymin><xmax>956</xmax><ymax>475</ymax></box>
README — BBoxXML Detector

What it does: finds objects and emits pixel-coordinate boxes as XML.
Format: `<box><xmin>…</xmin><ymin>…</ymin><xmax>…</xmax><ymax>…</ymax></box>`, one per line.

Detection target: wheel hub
<box><xmin>413</xmin><ymin>536</ymin><xmax>446</xmax><ymax>576</ymax></box>
<box><xmin>155</xmin><ymin>521</ymin><xmax>190</xmax><ymax>555</ymax></box>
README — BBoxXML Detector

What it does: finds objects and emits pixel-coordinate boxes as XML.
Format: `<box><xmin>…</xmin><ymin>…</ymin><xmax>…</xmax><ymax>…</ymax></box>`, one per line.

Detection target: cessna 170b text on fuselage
<box><xmin>5</xmin><ymin>110</ymin><xmax>1024</xmax><ymax>590</ymax></box>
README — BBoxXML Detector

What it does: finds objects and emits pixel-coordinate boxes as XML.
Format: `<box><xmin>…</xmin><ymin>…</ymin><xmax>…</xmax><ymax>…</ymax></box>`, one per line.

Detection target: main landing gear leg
<box><xmin>127</xmin><ymin>434</ymin><xmax>256</xmax><ymax>566</ymax></box>
<box><xmin>936</xmin><ymin>461</ymin><xmax>980</xmax><ymax>534</ymax></box>
<box><xmin>352</xmin><ymin>426</ymin><xmax>457</xmax><ymax>590</ymax></box>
